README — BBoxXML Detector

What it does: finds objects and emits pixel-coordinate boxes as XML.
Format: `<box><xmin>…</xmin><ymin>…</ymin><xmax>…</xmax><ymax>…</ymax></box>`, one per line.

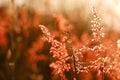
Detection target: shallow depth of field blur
<box><xmin>0</xmin><ymin>0</ymin><xmax>120</xmax><ymax>80</ymax></box>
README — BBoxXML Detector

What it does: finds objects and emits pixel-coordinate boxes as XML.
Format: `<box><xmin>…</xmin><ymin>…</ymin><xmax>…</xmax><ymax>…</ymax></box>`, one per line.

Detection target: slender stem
<box><xmin>65</xmin><ymin>26</ymin><xmax>78</xmax><ymax>80</ymax></box>
<box><xmin>73</xmin><ymin>55</ymin><xmax>78</xmax><ymax>80</ymax></box>
<box><xmin>9</xmin><ymin>62</ymin><xmax>15</xmax><ymax>80</ymax></box>
<box><xmin>102</xmin><ymin>70</ymin><xmax>104</xmax><ymax>80</ymax></box>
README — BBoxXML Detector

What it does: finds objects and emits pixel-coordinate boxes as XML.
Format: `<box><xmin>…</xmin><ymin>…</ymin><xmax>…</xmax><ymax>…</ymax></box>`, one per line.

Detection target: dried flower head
<box><xmin>39</xmin><ymin>25</ymin><xmax>71</xmax><ymax>75</ymax></box>
<box><xmin>91</xmin><ymin>7</ymin><xmax>104</xmax><ymax>42</ymax></box>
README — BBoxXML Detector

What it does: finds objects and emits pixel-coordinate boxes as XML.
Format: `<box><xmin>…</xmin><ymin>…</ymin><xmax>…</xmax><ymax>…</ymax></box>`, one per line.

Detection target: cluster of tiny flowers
<box><xmin>50</xmin><ymin>39</ymin><xmax>68</xmax><ymax>59</ymax></box>
<box><xmin>89</xmin><ymin>57</ymin><xmax>111</xmax><ymax>71</ymax></box>
<box><xmin>88</xmin><ymin>8</ymin><xmax>112</xmax><ymax>78</ymax></box>
<box><xmin>74</xmin><ymin>44</ymin><xmax>105</xmax><ymax>73</ymax></box>
<box><xmin>39</xmin><ymin>25</ymin><xmax>54</xmax><ymax>43</ymax></box>
<box><xmin>89</xmin><ymin>51</ymin><xmax>120</xmax><ymax>80</ymax></box>
<box><xmin>70</xmin><ymin>7</ymin><xmax>106</xmax><ymax>74</ymax></box>
<box><xmin>89</xmin><ymin>8</ymin><xmax>120</xmax><ymax>79</ymax></box>
<box><xmin>39</xmin><ymin>25</ymin><xmax>70</xmax><ymax>75</ymax></box>
<box><xmin>91</xmin><ymin>7</ymin><xmax>104</xmax><ymax>42</ymax></box>
<box><xmin>39</xmin><ymin>7</ymin><xmax>120</xmax><ymax>79</ymax></box>
<box><xmin>50</xmin><ymin>59</ymin><xmax>70</xmax><ymax>75</ymax></box>
<box><xmin>74</xmin><ymin>8</ymin><xmax>120</xmax><ymax>80</ymax></box>
<box><xmin>110</xmin><ymin>41</ymin><xmax>120</xmax><ymax>79</ymax></box>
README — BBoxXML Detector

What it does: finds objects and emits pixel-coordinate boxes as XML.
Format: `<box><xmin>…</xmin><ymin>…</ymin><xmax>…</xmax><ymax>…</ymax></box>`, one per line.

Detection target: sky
<box><xmin>0</xmin><ymin>0</ymin><xmax>120</xmax><ymax>32</ymax></box>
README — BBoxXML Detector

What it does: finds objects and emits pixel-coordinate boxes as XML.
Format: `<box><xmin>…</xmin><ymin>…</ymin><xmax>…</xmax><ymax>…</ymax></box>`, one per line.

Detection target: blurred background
<box><xmin>0</xmin><ymin>0</ymin><xmax>120</xmax><ymax>80</ymax></box>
